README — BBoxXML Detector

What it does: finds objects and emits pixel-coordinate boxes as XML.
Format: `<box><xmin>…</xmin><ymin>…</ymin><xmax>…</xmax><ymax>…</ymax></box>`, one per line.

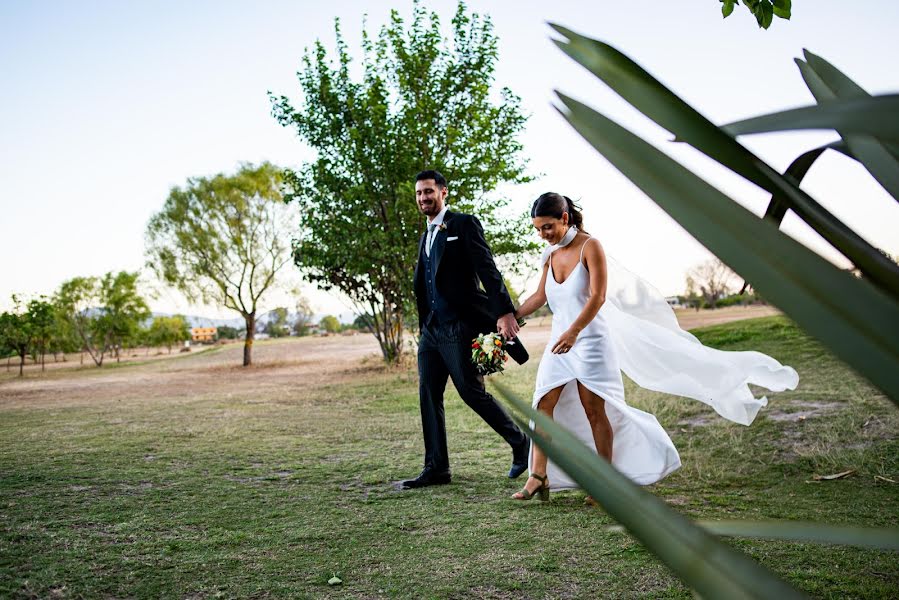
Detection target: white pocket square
<box><xmin>447</xmin><ymin>236</ymin><xmax>459</xmax><ymax>241</ymax></box>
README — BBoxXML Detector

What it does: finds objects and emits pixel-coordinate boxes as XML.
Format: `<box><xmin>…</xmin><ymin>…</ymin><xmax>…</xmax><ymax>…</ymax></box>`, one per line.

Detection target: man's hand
<box><xmin>496</xmin><ymin>313</ymin><xmax>520</xmax><ymax>339</ymax></box>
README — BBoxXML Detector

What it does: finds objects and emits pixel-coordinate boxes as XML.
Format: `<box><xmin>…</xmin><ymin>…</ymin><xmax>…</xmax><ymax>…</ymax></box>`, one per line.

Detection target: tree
<box><xmin>686</xmin><ymin>259</ymin><xmax>737</xmax><ymax>309</ymax></box>
<box><xmin>48</xmin><ymin>299</ymin><xmax>82</xmax><ymax>361</ymax></box>
<box><xmin>292</xmin><ymin>295</ymin><xmax>315</xmax><ymax>336</ymax></box>
<box><xmin>320</xmin><ymin>315</ymin><xmax>341</xmax><ymax>334</ymax></box>
<box><xmin>719</xmin><ymin>0</ymin><xmax>791</xmax><ymax>29</ymax></box>
<box><xmin>269</xmin><ymin>1</ymin><xmax>538</xmax><ymax>364</ymax></box>
<box><xmin>148</xmin><ymin>315</ymin><xmax>190</xmax><ymax>353</ymax></box>
<box><xmin>0</xmin><ymin>297</ymin><xmax>33</xmax><ymax>377</ymax></box>
<box><xmin>216</xmin><ymin>325</ymin><xmax>242</xmax><ymax>340</ymax></box>
<box><xmin>683</xmin><ymin>276</ymin><xmax>703</xmax><ymax>311</ymax></box>
<box><xmin>145</xmin><ymin>162</ymin><xmax>295</xmax><ymax>366</ymax></box>
<box><xmin>26</xmin><ymin>297</ymin><xmax>55</xmax><ymax>372</ymax></box>
<box><xmin>98</xmin><ymin>272</ymin><xmax>151</xmax><ymax>362</ymax></box>
<box><xmin>351</xmin><ymin>313</ymin><xmax>374</xmax><ymax>333</ymax></box>
<box><xmin>264</xmin><ymin>307</ymin><xmax>291</xmax><ymax>338</ymax></box>
<box><xmin>55</xmin><ymin>271</ymin><xmax>150</xmax><ymax>367</ymax></box>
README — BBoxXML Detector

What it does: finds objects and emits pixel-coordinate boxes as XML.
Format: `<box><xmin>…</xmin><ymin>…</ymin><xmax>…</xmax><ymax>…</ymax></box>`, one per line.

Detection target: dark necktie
<box><xmin>426</xmin><ymin>223</ymin><xmax>437</xmax><ymax>257</ymax></box>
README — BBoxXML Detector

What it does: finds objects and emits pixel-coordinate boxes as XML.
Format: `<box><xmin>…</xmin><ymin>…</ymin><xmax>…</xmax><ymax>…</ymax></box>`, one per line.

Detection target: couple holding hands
<box><xmin>403</xmin><ymin>170</ymin><xmax>798</xmax><ymax>500</ymax></box>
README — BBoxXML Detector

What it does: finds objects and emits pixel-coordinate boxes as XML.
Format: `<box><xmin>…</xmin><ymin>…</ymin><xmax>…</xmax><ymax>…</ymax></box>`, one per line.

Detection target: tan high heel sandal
<box><xmin>511</xmin><ymin>473</ymin><xmax>549</xmax><ymax>501</ymax></box>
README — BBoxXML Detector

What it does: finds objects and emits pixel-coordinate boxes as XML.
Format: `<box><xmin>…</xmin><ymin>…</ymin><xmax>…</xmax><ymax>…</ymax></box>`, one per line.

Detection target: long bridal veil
<box><xmin>601</xmin><ymin>256</ymin><xmax>798</xmax><ymax>425</ymax></box>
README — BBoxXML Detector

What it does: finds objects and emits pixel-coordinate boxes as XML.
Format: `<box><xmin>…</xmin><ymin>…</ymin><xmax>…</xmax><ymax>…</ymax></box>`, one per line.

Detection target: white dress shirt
<box><xmin>426</xmin><ymin>205</ymin><xmax>449</xmax><ymax>257</ymax></box>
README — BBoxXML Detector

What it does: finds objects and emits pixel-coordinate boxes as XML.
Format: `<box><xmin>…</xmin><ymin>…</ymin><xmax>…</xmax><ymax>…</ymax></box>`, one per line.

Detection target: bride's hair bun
<box><xmin>531</xmin><ymin>192</ymin><xmax>584</xmax><ymax>230</ymax></box>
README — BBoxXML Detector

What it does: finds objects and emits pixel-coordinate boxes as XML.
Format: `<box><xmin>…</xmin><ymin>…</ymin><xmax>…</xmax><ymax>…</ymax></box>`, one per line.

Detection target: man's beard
<box><xmin>419</xmin><ymin>201</ymin><xmax>440</xmax><ymax>217</ymax></box>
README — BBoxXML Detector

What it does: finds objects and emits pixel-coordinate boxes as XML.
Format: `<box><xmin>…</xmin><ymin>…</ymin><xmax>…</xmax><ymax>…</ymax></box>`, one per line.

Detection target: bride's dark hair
<box><xmin>530</xmin><ymin>192</ymin><xmax>585</xmax><ymax>231</ymax></box>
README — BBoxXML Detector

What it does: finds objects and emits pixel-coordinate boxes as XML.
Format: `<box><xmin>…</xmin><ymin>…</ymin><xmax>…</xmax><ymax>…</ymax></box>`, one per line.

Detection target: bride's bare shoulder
<box><xmin>582</xmin><ymin>234</ymin><xmax>605</xmax><ymax>254</ymax></box>
<box><xmin>581</xmin><ymin>236</ymin><xmax>606</xmax><ymax>270</ymax></box>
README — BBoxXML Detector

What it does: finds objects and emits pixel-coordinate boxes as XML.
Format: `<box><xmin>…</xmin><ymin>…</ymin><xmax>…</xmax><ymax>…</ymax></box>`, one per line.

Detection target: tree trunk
<box><xmin>18</xmin><ymin>352</ymin><xmax>25</xmax><ymax>377</ymax></box>
<box><xmin>373</xmin><ymin>308</ymin><xmax>404</xmax><ymax>365</ymax></box>
<box><xmin>243</xmin><ymin>313</ymin><xmax>256</xmax><ymax>367</ymax></box>
<box><xmin>41</xmin><ymin>350</ymin><xmax>45</xmax><ymax>372</ymax></box>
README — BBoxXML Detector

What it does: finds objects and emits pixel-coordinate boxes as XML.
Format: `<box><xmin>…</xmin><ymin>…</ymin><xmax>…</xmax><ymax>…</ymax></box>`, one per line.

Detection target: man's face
<box><xmin>415</xmin><ymin>179</ymin><xmax>447</xmax><ymax>217</ymax></box>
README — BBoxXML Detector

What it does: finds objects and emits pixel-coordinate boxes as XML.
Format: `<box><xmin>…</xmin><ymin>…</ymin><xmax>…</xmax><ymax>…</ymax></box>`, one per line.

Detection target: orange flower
<box><xmin>494</xmin><ymin>339</ymin><xmax>502</xmax><ymax>346</ymax></box>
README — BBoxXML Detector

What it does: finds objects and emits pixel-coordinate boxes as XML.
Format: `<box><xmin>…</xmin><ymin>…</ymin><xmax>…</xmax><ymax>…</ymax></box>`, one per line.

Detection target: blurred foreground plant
<box><xmin>491</xmin><ymin>25</ymin><xmax>899</xmax><ymax>598</ymax></box>
<box><xmin>551</xmin><ymin>26</ymin><xmax>899</xmax><ymax>405</ymax></box>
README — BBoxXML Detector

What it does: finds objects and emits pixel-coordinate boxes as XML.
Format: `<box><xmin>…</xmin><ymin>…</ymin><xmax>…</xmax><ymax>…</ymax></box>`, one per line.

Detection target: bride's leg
<box><xmin>576</xmin><ymin>381</ymin><xmax>613</xmax><ymax>462</ymax></box>
<box><xmin>514</xmin><ymin>386</ymin><xmax>562</xmax><ymax>498</ymax></box>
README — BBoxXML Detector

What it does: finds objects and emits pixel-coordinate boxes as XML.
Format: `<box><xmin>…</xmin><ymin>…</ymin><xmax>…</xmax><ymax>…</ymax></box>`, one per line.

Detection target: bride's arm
<box><xmin>551</xmin><ymin>239</ymin><xmax>607</xmax><ymax>353</ymax></box>
<box><xmin>569</xmin><ymin>238</ymin><xmax>608</xmax><ymax>330</ymax></box>
<box><xmin>514</xmin><ymin>263</ymin><xmax>549</xmax><ymax>319</ymax></box>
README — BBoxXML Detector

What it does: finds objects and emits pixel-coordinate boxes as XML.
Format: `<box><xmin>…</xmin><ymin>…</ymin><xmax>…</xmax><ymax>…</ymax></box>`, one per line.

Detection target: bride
<box><xmin>512</xmin><ymin>192</ymin><xmax>799</xmax><ymax>500</ymax></box>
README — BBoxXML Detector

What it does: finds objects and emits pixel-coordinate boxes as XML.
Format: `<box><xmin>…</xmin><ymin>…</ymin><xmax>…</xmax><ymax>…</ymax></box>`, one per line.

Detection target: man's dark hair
<box><xmin>415</xmin><ymin>169</ymin><xmax>447</xmax><ymax>189</ymax></box>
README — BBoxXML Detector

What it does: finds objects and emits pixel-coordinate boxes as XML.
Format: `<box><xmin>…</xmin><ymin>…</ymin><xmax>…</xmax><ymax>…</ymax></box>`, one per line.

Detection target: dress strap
<box><xmin>578</xmin><ymin>236</ymin><xmax>592</xmax><ymax>266</ymax></box>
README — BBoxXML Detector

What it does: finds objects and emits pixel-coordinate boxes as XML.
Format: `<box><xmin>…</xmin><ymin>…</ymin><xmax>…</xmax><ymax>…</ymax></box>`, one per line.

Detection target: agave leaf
<box><xmin>695</xmin><ymin>520</ymin><xmax>899</xmax><ymax>551</ymax></box>
<box><xmin>763</xmin><ymin>141</ymin><xmax>849</xmax><ymax>227</ymax></box>
<box><xmin>555</xmin><ymin>92</ymin><xmax>899</xmax><ymax>404</ymax></box>
<box><xmin>491</xmin><ymin>382</ymin><xmax>806</xmax><ymax>599</ymax></box>
<box><xmin>738</xmin><ymin>140</ymin><xmax>849</xmax><ymax>293</ymax></box>
<box><xmin>549</xmin><ymin>24</ymin><xmax>899</xmax><ymax>299</ymax></box>
<box><xmin>797</xmin><ymin>51</ymin><xmax>899</xmax><ymax>202</ymax></box>
<box><xmin>721</xmin><ymin>95</ymin><xmax>899</xmax><ymax>141</ymax></box>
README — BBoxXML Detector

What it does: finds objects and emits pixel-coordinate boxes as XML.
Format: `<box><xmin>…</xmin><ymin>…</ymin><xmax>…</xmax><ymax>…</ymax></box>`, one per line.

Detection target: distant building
<box><xmin>191</xmin><ymin>327</ymin><xmax>217</xmax><ymax>343</ymax></box>
<box><xmin>665</xmin><ymin>296</ymin><xmax>684</xmax><ymax>308</ymax></box>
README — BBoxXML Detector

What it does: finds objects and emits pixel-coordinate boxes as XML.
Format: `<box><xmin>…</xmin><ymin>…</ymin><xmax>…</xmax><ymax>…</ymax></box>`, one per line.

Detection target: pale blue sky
<box><xmin>2</xmin><ymin>1</ymin><xmax>898</xmax><ymax>318</ymax></box>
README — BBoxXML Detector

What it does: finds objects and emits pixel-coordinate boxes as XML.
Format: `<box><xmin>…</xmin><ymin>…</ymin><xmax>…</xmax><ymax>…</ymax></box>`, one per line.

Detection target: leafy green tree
<box><xmin>145</xmin><ymin>162</ymin><xmax>294</xmax><ymax>367</ymax></box>
<box><xmin>216</xmin><ymin>325</ymin><xmax>242</xmax><ymax>340</ymax></box>
<box><xmin>148</xmin><ymin>315</ymin><xmax>190</xmax><ymax>353</ymax></box>
<box><xmin>0</xmin><ymin>297</ymin><xmax>33</xmax><ymax>376</ymax></box>
<box><xmin>352</xmin><ymin>313</ymin><xmax>373</xmax><ymax>333</ymax></box>
<box><xmin>48</xmin><ymin>299</ymin><xmax>82</xmax><ymax>361</ymax></box>
<box><xmin>720</xmin><ymin>0</ymin><xmax>791</xmax><ymax>29</ymax></box>
<box><xmin>0</xmin><ymin>336</ymin><xmax>12</xmax><ymax>372</ymax></box>
<box><xmin>320</xmin><ymin>315</ymin><xmax>341</xmax><ymax>334</ymax></box>
<box><xmin>26</xmin><ymin>297</ymin><xmax>55</xmax><ymax>372</ymax></box>
<box><xmin>264</xmin><ymin>307</ymin><xmax>291</xmax><ymax>338</ymax></box>
<box><xmin>98</xmin><ymin>272</ymin><xmax>150</xmax><ymax>362</ymax></box>
<box><xmin>269</xmin><ymin>1</ymin><xmax>537</xmax><ymax>363</ymax></box>
<box><xmin>55</xmin><ymin>271</ymin><xmax>150</xmax><ymax>367</ymax></box>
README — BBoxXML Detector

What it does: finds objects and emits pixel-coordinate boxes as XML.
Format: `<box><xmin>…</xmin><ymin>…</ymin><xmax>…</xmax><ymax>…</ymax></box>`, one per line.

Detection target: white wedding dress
<box><xmin>532</xmin><ymin>237</ymin><xmax>799</xmax><ymax>489</ymax></box>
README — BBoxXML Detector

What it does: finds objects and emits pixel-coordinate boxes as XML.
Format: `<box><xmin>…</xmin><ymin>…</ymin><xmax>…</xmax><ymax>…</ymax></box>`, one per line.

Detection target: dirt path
<box><xmin>518</xmin><ymin>305</ymin><xmax>780</xmax><ymax>349</ymax></box>
<box><xmin>0</xmin><ymin>306</ymin><xmax>780</xmax><ymax>409</ymax></box>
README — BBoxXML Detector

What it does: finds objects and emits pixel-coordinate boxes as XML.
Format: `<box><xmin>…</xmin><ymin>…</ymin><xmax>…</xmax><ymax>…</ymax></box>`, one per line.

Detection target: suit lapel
<box><xmin>432</xmin><ymin>211</ymin><xmax>454</xmax><ymax>276</ymax></box>
<box><xmin>413</xmin><ymin>231</ymin><xmax>427</xmax><ymax>282</ymax></box>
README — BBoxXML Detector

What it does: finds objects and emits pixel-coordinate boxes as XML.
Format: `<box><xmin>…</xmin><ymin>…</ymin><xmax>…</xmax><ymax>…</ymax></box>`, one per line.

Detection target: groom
<box><xmin>402</xmin><ymin>169</ymin><xmax>530</xmax><ymax>489</ymax></box>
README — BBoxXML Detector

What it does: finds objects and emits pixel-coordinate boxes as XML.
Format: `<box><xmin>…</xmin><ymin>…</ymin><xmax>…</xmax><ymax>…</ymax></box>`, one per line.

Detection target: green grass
<box><xmin>0</xmin><ymin>317</ymin><xmax>896</xmax><ymax>598</ymax></box>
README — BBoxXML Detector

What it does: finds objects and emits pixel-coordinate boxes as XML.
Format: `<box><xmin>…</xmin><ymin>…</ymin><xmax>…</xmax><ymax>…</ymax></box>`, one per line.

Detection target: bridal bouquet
<box><xmin>471</xmin><ymin>332</ymin><xmax>511</xmax><ymax>376</ymax></box>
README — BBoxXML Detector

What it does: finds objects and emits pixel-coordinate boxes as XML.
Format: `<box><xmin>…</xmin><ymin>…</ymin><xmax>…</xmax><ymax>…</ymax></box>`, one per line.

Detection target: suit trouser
<box><xmin>417</xmin><ymin>318</ymin><xmax>525</xmax><ymax>471</ymax></box>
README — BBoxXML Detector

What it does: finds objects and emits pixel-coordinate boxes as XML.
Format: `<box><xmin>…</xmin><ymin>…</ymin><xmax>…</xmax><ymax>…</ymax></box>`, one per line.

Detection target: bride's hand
<box><xmin>551</xmin><ymin>329</ymin><xmax>579</xmax><ymax>354</ymax></box>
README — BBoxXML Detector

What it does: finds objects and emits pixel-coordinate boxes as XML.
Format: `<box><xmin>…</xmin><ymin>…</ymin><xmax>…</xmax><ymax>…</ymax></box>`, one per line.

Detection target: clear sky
<box><xmin>2</xmin><ymin>1</ymin><xmax>898</xmax><ymax>319</ymax></box>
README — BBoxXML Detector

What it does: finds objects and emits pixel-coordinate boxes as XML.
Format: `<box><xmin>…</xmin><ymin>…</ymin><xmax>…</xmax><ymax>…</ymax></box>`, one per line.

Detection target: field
<box><xmin>1</xmin><ymin>308</ymin><xmax>896</xmax><ymax>598</ymax></box>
